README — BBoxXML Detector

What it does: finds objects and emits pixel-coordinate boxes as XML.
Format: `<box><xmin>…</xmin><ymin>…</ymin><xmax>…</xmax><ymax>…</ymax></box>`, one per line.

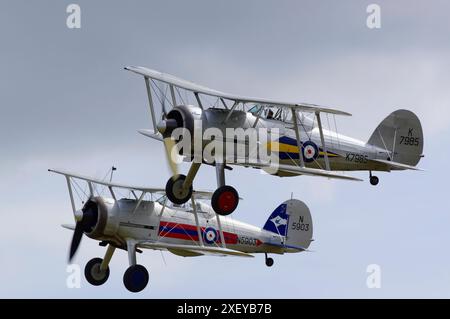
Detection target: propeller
<box><xmin>162</xmin><ymin>137</ymin><xmax>179</xmax><ymax>176</ymax></box>
<box><xmin>156</xmin><ymin>87</ymin><xmax>180</xmax><ymax>176</ymax></box>
<box><xmin>68</xmin><ymin>200</ymin><xmax>98</xmax><ymax>262</ymax></box>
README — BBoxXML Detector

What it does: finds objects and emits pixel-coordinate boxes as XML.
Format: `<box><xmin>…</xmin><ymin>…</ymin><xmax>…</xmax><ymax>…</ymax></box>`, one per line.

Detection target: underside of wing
<box><xmin>139</xmin><ymin>242</ymin><xmax>254</xmax><ymax>258</ymax></box>
<box><xmin>226</xmin><ymin>159</ymin><xmax>363</xmax><ymax>182</ymax></box>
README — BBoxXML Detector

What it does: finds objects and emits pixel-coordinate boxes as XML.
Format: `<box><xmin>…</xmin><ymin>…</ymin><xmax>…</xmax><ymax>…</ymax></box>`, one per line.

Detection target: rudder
<box><xmin>263</xmin><ymin>199</ymin><xmax>313</xmax><ymax>250</ymax></box>
<box><xmin>367</xmin><ymin>109</ymin><xmax>424</xmax><ymax>166</ymax></box>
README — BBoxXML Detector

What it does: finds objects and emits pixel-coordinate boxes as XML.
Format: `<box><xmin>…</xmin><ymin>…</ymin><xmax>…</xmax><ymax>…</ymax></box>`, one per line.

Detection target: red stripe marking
<box><xmin>159</xmin><ymin>221</ymin><xmax>239</xmax><ymax>245</ymax></box>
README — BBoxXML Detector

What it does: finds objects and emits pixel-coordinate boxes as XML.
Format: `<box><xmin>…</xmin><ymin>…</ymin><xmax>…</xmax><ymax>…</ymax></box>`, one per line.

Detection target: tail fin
<box><xmin>263</xmin><ymin>199</ymin><xmax>313</xmax><ymax>250</ymax></box>
<box><xmin>367</xmin><ymin>109</ymin><xmax>424</xmax><ymax>166</ymax></box>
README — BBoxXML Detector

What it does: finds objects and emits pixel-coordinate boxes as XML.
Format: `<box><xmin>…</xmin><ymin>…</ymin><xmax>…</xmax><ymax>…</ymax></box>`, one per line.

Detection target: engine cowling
<box><xmin>83</xmin><ymin>197</ymin><xmax>120</xmax><ymax>239</ymax></box>
<box><xmin>157</xmin><ymin>105</ymin><xmax>203</xmax><ymax>140</ymax></box>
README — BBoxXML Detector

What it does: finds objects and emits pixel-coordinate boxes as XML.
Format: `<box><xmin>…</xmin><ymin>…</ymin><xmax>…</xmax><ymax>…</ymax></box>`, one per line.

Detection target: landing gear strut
<box><xmin>369</xmin><ymin>171</ymin><xmax>379</xmax><ymax>186</ymax></box>
<box><xmin>265</xmin><ymin>253</ymin><xmax>274</xmax><ymax>267</ymax></box>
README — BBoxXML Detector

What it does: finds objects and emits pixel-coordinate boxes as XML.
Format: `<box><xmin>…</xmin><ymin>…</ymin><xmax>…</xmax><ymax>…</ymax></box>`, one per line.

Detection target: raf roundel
<box><xmin>302</xmin><ymin>141</ymin><xmax>319</xmax><ymax>162</ymax></box>
<box><xmin>203</xmin><ymin>227</ymin><xmax>218</xmax><ymax>244</ymax></box>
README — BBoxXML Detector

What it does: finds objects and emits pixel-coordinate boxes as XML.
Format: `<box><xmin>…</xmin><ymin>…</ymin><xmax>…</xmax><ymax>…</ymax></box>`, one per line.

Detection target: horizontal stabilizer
<box><xmin>61</xmin><ymin>224</ymin><xmax>75</xmax><ymax>230</ymax></box>
<box><xmin>371</xmin><ymin>159</ymin><xmax>423</xmax><ymax>171</ymax></box>
<box><xmin>264</xmin><ymin>242</ymin><xmax>311</xmax><ymax>252</ymax></box>
<box><xmin>137</xmin><ymin>129</ymin><xmax>163</xmax><ymax>141</ymax></box>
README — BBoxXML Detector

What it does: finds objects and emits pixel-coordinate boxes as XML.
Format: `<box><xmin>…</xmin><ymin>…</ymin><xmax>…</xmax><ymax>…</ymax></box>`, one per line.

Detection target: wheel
<box><xmin>211</xmin><ymin>185</ymin><xmax>239</xmax><ymax>216</ymax></box>
<box><xmin>265</xmin><ymin>257</ymin><xmax>274</xmax><ymax>267</ymax></box>
<box><xmin>370</xmin><ymin>175</ymin><xmax>379</xmax><ymax>186</ymax></box>
<box><xmin>165</xmin><ymin>174</ymin><xmax>192</xmax><ymax>205</ymax></box>
<box><xmin>84</xmin><ymin>258</ymin><xmax>110</xmax><ymax>286</ymax></box>
<box><xmin>123</xmin><ymin>264</ymin><xmax>149</xmax><ymax>293</ymax></box>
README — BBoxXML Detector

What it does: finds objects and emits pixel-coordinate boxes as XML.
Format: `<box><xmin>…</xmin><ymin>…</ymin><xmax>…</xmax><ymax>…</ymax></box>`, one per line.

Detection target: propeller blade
<box><xmin>69</xmin><ymin>222</ymin><xmax>84</xmax><ymax>262</ymax></box>
<box><xmin>163</xmin><ymin>137</ymin><xmax>179</xmax><ymax>176</ymax></box>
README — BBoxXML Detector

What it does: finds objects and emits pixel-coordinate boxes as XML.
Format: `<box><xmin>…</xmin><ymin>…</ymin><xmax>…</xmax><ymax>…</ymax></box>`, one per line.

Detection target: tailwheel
<box><xmin>123</xmin><ymin>264</ymin><xmax>149</xmax><ymax>293</ymax></box>
<box><xmin>369</xmin><ymin>172</ymin><xmax>379</xmax><ymax>186</ymax></box>
<box><xmin>85</xmin><ymin>258</ymin><xmax>110</xmax><ymax>286</ymax></box>
<box><xmin>265</xmin><ymin>253</ymin><xmax>274</xmax><ymax>267</ymax></box>
<box><xmin>211</xmin><ymin>185</ymin><xmax>239</xmax><ymax>216</ymax></box>
<box><xmin>165</xmin><ymin>174</ymin><xmax>193</xmax><ymax>205</ymax></box>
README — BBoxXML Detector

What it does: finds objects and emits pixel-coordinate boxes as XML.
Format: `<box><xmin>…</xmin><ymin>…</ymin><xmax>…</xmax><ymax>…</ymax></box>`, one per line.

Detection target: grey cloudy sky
<box><xmin>1</xmin><ymin>0</ymin><xmax>449</xmax><ymax>298</ymax></box>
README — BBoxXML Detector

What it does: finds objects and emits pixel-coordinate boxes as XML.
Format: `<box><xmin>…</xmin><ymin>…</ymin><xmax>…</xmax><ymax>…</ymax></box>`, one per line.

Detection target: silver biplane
<box><xmin>50</xmin><ymin>169</ymin><xmax>313</xmax><ymax>293</ymax></box>
<box><xmin>125</xmin><ymin>66</ymin><xmax>424</xmax><ymax>216</ymax></box>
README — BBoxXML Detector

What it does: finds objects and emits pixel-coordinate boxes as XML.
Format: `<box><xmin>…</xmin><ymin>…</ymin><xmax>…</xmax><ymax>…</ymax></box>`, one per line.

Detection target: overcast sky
<box><xmin>1</xmin><ymin>0</ymin><xmax>449</xmax><ymax>298</ymax></box>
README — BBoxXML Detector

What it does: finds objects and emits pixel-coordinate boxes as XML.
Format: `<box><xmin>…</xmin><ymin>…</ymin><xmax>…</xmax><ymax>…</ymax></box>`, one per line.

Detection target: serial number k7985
<box><xmin>345</xmin><ymin>153</ymin><xmax>368</xmax><ymax>163</ymax></box>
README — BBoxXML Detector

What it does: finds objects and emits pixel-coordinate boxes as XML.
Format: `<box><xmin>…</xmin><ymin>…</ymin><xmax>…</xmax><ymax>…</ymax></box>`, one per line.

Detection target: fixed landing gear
<box><xmin>211</xmin><ymin>185</ymin><xmax>239</xmax><ymax>216</ymax></box>
<box><xmin>369</xmin><ymin>171</ymin><xmax>379</xmax><ymax>186</ymax></box>
<box><xmin>165</xmin><ymin>162</ymin><xmax>240</xmax><ymax>216</ymax></box>
<box><xmin>265</xmin><ymin>253</ymin><xmax>274</xmax><ymax>267</ymax></box>
<box><xmin>165</xmin><ymin>174</ymin><xmax>193</xmax><ymax>205</ymax></box>
<box><xmin>84</xmin><ymin>245</ymin><xmax>115</xmax><ymax>286</ymax></box>
<box><xmin>84</xmin><ymin>242</ymin><xmax>149</xmax><ymax>293</ymax></box>
<box><xmin>123</xmin><ymin>264</ymin><xmax>149</xmax><ymax>293</ymax></box>
<box><xmin>123</xmin><ymin>240</ymin><xmax>149</xmax><ymax>293</ymax></box>
<box><xmin>85</xmin><ymin>258</ymin><xmax>110</xmax><ymax>286</ymax></box>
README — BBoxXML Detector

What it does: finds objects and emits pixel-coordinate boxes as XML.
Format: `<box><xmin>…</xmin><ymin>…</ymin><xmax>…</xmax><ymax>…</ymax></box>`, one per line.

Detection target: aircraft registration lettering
<box><xmin>238</xmin><ymin>236</ymin><xmax>260</xmax><ymax>246</ymax></box>
<box><xmin>291</xmin><ymin>215</ymin><xmax>310</xmax><ymax>231</ymax></box>
<box><xmin>345</xmin><ymin>153</ymin><xmax>368</xmax><ymax>163</ymax></box>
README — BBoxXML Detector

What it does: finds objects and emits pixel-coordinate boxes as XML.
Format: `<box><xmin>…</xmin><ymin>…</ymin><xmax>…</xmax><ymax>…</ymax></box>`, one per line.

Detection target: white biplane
<box><xmin>50</xmin><ymin>169</ymin><xmax>313</xmax><ymax>293</ymax></box>
<box><xmin>125</xmin><ymin>66</ymin><xmax>424</xmax><ymax>216</ymax></box>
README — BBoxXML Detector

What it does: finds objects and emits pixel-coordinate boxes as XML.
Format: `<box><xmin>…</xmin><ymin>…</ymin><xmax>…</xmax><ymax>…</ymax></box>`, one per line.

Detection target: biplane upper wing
<box><xmin>139</xmin><ymin>241</ymin><xmax>254</xmax><ymax>258</ymax></box>
<box><xmin>48</xmin><ymin>168</ymin><xmax>214</xmax><ymax>199</ymax></box>
<box><xmin>125</xmin><ymin>66</ymin><xmax>351</xmax><ymax>116</ymax></box>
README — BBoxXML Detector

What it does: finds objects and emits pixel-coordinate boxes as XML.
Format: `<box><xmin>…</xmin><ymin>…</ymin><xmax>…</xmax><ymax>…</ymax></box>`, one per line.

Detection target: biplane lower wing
<box><xmin>226</xmin><ymin>159</ymin><xmax>363</xmax><ymax>181</ymax></box>
<box><xmin>139</xmin><ymin>242</ymin><xmax>254</xmax><ymax>258</ymax></box>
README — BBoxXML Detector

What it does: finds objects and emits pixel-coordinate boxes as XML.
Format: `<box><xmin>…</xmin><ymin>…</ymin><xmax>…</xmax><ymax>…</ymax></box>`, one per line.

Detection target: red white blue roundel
<box><xmin>302</xmin><ymin>141</ymin><xmax>319</xmax><ymax>162</ymax></box>
<box><xmin>203</xmin><ymin>227</ymin><xmax>218</xmax><ymax>244</ymax></box>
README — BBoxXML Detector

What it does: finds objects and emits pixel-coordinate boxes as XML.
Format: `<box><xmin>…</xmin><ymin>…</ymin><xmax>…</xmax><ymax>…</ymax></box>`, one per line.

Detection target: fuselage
<box><xmin>90</xmin><ymin>197</ymin><xmax>293</xmax><ymax>256</ymax></box>
<box><xmin>199</xmin><ymin>108</ymin><xmax>392</xmax><ymax>174</ymax></box>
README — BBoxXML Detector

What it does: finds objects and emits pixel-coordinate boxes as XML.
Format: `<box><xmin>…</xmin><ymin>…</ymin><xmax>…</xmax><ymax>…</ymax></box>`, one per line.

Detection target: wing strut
<box><xmin>195</xmin><ymin>93</ymin><xmax>204</xmax><ymax>109</ymax></box>
<box><xmin>169</xmin><ymin>84</ymin><xmax>177</xmax><ymax>107</ymax></box>
<box><xmin>191</xmin><ymin>195</ymin><xmax>204</xmax><ymax>247</ymax></box>
<box><xmin>131</xmin><ymin>191</ymin><xmax>146</xmax><ymax>214</ymax></box>
<box><xmin>144</xmin><ymin>77</ymin><xmax>158</xmax><ymax>134</ymax></box>
<box><xmin>65</xmin><ymin>176</ymin><xmax>76</xmax><ymax>213</ymax></box>
<box><xmin>223</xmin><ymin>101</ymin><xmax>239</xmax><ymax>124</ymax></box>
<box><xmin>216</xmin><ymin>213</ymin><xmax>226</xmax><ymax>248</ymax></box>
<box><xmin>291</xmin><ymin>109</ymin><xmax>305</xmax><ymax>168</ymax></box>
<box><xmin>316</xmin><ymin>111</ymin><xmax>330</xmax><ymax>170</ymax></box>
